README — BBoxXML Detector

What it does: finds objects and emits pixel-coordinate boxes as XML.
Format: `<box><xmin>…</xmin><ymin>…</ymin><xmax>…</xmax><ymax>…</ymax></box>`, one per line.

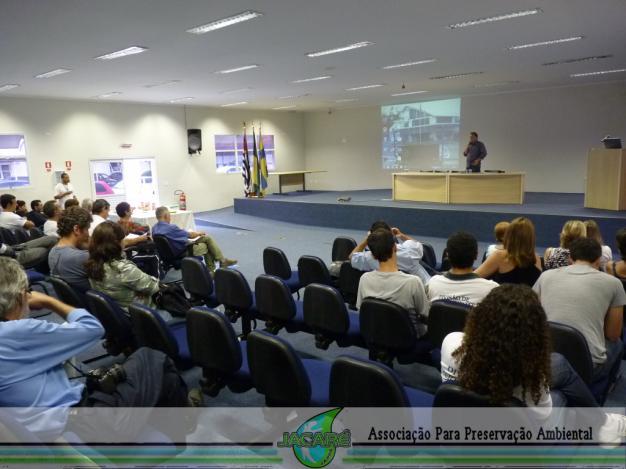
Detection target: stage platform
<box><xmin>234</xmin><ymin>189</ymin><xmax>626</xmax><ymax>247</ymax></box>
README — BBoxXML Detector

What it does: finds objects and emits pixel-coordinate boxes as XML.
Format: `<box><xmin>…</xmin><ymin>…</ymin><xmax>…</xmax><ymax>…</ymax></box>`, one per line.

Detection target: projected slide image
<box><xmin>382</xmin><ymin>98</ymin><xmax>461</xmax><ymax>170</ymax></box>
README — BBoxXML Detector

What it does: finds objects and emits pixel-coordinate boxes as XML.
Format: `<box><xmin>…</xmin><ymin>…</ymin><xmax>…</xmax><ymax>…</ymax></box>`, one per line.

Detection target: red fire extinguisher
<box><xmin>175</xmin><ymin>190</ymin><xmax>187</xmax><ymax>211</ymax></box>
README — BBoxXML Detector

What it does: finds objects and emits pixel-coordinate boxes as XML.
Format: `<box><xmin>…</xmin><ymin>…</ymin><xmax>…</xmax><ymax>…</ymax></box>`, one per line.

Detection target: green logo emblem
<box><xmin>277</xmin><ymin>408</ymin><xmax>350</xmax><ymax>468</ymax></box>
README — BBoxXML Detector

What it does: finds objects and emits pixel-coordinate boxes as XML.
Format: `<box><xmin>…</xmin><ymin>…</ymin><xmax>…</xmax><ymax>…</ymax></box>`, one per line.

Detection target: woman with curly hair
<box><xmin>475</xmin><ymin>217</ymin><xmax>542</xmax><ymax>286</ymax></box>
<box><xmin>440</xmin><ymin>284</ymin><xmax>626</xmax><ymax>440</ymax></box>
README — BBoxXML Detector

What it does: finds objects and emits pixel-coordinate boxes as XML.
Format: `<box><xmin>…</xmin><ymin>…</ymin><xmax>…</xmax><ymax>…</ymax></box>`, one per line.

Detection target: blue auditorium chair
<box><xmin>181</xmin><ymin>257</ymin><xmax>220</xmax><ymax>307</ymax></box>
<box><xmin>303</xmin><ymin>283</ymin><xmax>364</xmax><ymax>350</ymax></box>
<box><xmin>331</xmin><ymin>236</ymin><xmax>357</xmax><ymax>262</ymax></box>
<box><xmin>254</xmin><ymin>274</ymin><xmax>308</xmax><ymax>334</ymax></box>
<box><xmin>427</xmin><ymin>301</ymin><xmax>470</xmax><ymax>368</ymax></box>
<box><xmin>49</xmin><ymin>275</ymin><xmax>87</xmax><ymax>309</ymax></box>
<box><xmin>263</xmin><ymin>247</ymin><xmax>302</xmax><ymax>296</ymax></box>
<box><xmin>85</xmin><ymin>290</ymin><xmax>135</xmax><ymax>356</ymax></box>
<box><xmin>421</xmin><ymin>242</ymin><xmax>437</xmax><ymax>270</ymax></box>
<box><xmin>330</xmin><ymin>355</ymin><xmax>433</xmax><ymax>407</ymax></box>
<box><xmin>214</xmin><ymin>267</ymin><xmax>259</xmax><ymax>337</ymax></box>
<box><xmin>186</xmin><ymin>307</ymin><xmax>253</xmax><ymax>397</ymax></box>
<box><xmin>297</xmin><ymin>255</ymin><xmax>334</xmax><ymax>288</ymax></box>
<box><xmin>246</xmin><ymin>330</ymin><xmax>331</xmax><ymax>406</ymax></box>
<box><xmin>434</xmin><ymin>383</ymin><xmax>525</xmax><ymax>407</ymax></box>
<box><xmin>337</xmin><ymin>261</ymin><xmax>363</xmax><ymax>310</ymax></box>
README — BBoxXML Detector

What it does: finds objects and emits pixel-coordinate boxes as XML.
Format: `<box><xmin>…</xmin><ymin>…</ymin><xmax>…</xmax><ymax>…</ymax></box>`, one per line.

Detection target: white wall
<box><xmin>0</xmin><ymin>97</ymin><xmax>305</xmax><ymax>212</ymax></box>
<box><xmin>304</xmin><ymin>81</ymin><xmax>626</xmax><ymax>193</ymax></box>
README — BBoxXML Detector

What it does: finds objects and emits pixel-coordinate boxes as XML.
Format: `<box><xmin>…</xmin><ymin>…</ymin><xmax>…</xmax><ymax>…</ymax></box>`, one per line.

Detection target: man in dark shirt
<box><xmin>27</xmin><ymin>200</ymin><xmax>47</xmax><ymax>228</ymax></box>
<box><xmin>463</xmin><ymin>131</ymin><xmax>487</xmax><ymax>173</ymax></box>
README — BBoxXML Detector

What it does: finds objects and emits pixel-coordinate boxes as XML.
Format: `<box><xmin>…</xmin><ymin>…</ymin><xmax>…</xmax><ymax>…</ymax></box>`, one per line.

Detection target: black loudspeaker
<box><xmin>187</xmin><ymin>129</ymin><xmax>202</xmax><ymax>155</ymax></box>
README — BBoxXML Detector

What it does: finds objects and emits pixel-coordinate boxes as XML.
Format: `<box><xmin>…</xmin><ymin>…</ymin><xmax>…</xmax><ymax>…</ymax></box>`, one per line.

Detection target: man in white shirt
<box><xmin>0</xmin><ymin>194</ymin><xmax>35</xmax><ymax>230</ymax></box>
<box><xmin>350</xmin><ymin>220</ymin><xmax>431</xmax><ymax>284</ymax></box>
<box><xmin>54</xmin><ymin>172</ymin><xmax>77</xmax><ymax>208</ymax></box>
<box><xmin>427</xmin><ymin>232</ymin><xmax>498</xmax><ymax>306</ymax></box>
<box><xmin>356</xmin><ymin>228</ymin><xmax>429</xmax><ymax>337</ymax></box>
<box><xmin>88</xmin><ymin>198</ymin><xmax>110</xmax><ymax>235</ymax></box>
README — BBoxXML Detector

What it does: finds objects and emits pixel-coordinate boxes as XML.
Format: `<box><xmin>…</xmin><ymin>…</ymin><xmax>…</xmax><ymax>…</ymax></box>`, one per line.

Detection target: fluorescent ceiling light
<box><xmin>221</xmin><ymin>101</ymin><xmax>248</xmax><ymax>107</ymax></box>
<box><xmin>215</xmin><ymin>65</ymin><xmax>259</xmax><ymax>74</ymax></box>
<box><xmin>35</xmin><ymin>68</ymin><xmax>71</xmax><ymax>78</ymax></box>
<box><xmin>187</xmin><ymin>10</ymin><xmax>263</xmax><ymax>34</ymax></box>
<box><xmin>383</xmin><ymin>59</ymin><xmax>437</xmax><ymax>70</ymax></box>
<box><xmin>95</xmin><ymin>46</ymin><xmax>148</xmax><ymax>60</ymax></box>
<box><xmin>272</xmin><ymin>105</ymin><xmax>296</xmax><ymax>110</ymax></box>
<box><xmin>292</xmin><ymin>76</ymin><xmax>332</xmax><ymax>83</ymax></box>
<box><xmin>0</xmin><ymin>84</ymin><xmax>19</xmax><ymax>92</ymax></box>
<box><xmin>474</xmin><ymin>81</ymin><xmax>520</xmax><ymax>88</ymax></box>
<box><xmin>447</xmin><ymin>9</ymin><xmax>541</xmax><ymax>29</ymax></box>
<box><xmin>279</xmin><ymin>93</ymin><xmax>310</xmax><ymax>99</ymax></box>
<box><xmin>391</xmin><ymin>90</ymin><xmax>428</xmax><ymax>97</ymax></box>
<box><xmin>508</xmin><ymin>36</ymin><xmax>583</xmax><ymax>50</ymax></box>
<box><xmin>335</xmin><ymin>98</ymin><xmax>357</xmax><ymax>103</ymax></box>
<box><xmin>95</xmin><ymin>92</ymin><xmax>122</xmax><ymax>98</ymax></box>
<box><xmin>430</xmin><ymin>72</ymin><xmax>483</xmax><ymax>80</ymax></box>
<box><xmin>570</xmin><ymin>68</ymin><xmax>626</xmax><ymax>78</ymax></box>
<box><xmin>543</xmin><ymin>55</ymin><xmax>612</xmax><ymax>66</ymax></box>
<box><xmin>346</xmin><ymin>84</ymin><xmax>384</xmax><ymax>91</ymax></box>
<box><xmin>307</xmin><ymin>41</ymin><xmax>373</xmax><ymax>58</ymax></box>
<box><xmin>169</xmin><ymin>97</ymin><xmax>194</xmax><ymax>103</ymax></box>
<box><xmin>144</xmin><ymin>80</ymin><xmax>181</xmax><ymax>88</ymax></box>
<box><xmin>220</xmin><ymin>87</ymin><xmax>252</xmax><ymax>95</ymax></box>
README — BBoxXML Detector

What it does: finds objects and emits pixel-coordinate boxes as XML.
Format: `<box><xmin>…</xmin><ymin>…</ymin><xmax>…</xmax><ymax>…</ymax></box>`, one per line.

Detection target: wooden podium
<box><xmin>584</xmin><ymin>148</ymin><xmax>626</xmax><ymax>210</ymax></box>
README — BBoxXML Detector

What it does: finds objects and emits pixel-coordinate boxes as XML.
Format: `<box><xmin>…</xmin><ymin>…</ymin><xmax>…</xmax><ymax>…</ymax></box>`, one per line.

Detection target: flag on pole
<box><xmin>251</xmin><ymin>126</ymin><xmax>260</xmax><ymax>195</ymax></box>
<box><xmin>241</xmin><ymin>123</ymin><xmax>251</xmax><ymax>196</ymax></box>
<box><xmin>258</xmin><ymin>124</ymin><xmax>269</xmax><ymax>195</ymax></box>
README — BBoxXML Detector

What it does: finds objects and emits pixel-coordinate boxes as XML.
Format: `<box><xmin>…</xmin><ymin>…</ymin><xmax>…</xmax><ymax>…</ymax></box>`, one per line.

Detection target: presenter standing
<box><xmin>463</xmin><ymin>131</ymin><xmax>487</xmax><ymax>173</ymax></box>
<box><xmin>54</xmin><ymin>172</ymin><xmax>77</xmax><ymax>207</ymax></box>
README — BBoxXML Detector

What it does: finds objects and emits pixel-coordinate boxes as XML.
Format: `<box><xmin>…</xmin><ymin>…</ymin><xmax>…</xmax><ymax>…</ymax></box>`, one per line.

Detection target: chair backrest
<box><xmin>28</xmin><ymin>227</ymin><xmax>44</xmax><ymax>239</ymax></box>
<box><xmin>186</xmin><ymin>307</ymin><xmax>243</xmax><ymax>373</ymax></box>
<box><xmin>440</xmin><ymin>247</ymin><xmax>451</xmax><ymax>272</ymax></box>
<box><xmin>332</xmin><ymin>237</ymin><xmax>357</xmax><ymax>262</ymax></box>
<box><xmin>330</xmin><ymin>356</ymin><xmax>408</xmax><ymax>406</ymax></box>
<box><xmin>303</xmin><ymin>283</ymin><xmax>350</xmax><ymax>334</ymax></box>
<box><xmin>152</xmin><ymin>235</ymin><xmax>179</xmax><ymax>264</ymax></box>
<box><xmin>0</xmin><ymin>228</ymin><xmax>18</xmax><ymax>246</ymax></box>
<box><xmin>338</xmin><ymin>262</ymin><xmax>363</xmax><ymax>305</ymax></box>
<box><xmin>85</xmin><ymin>290</ymin><xmax>134</xmax><ymax>354</ymax></box>
<box><xmin>128</xmin><ymin>303</ymin><xmax>179</xmax><ymax>358</ymax></box>
<box><xmin>214</xmin><ymin>268</ymin><xmax>253</xmax><ymax>310</ymax></box>
<box><xmin>427</xmin><ymin>301</ymin><xmax>470</xmax><ymax>348</ymax></box>
<box><xmin>263</xmin><ymin>247</ymin><xmax>292</xmax><ymax>279</ymax></box>
<box><xmin>181</xmin><ymin>257</ymin><xmax>214</xmax><ymax>300</ymax></box>
<box><xmin>360</xmin><ymin>298</ymin><xmax>416</xmax><ymax>353</ymax></box>
<box><xmin>548</xmin><ymin>321</ymin><xmax>593</xmax><ymax>384</ymax></box>
<box><xmin>246</xmin><ymin>330</ymin><xmax>311</xmax><ymax>405</ymax></box>
<box><xmin>298</xmin><ymin>255</ymin><xmax>332</xmax><ymax>287</ymax></box>
<box><xmin>49</xmin><ymin>275</ymin><xmax>87</xmax><ymax>309</ymax></box>
<box><xmin>434</xmin><ymin>383</ymin><xmax>525</xmax><ymax>407</ymax></box>
<box><xmin>255</xmin><ymin>274</ymin><xmax>296</xmax><ymax>321</ymax></box>
<box><xmin>421</xmin><ymin>242</ymin><xmax>437</xmax><ymax>269</ymax></box>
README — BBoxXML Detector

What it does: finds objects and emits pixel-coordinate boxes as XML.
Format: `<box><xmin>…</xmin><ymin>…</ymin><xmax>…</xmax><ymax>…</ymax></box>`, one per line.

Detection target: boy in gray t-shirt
<box><xmin>356</xmin><ymin>228</ymin><xmax>429</xmax><ymax>337</ymax></box>
<box><xmin>533</xmin><ymin>238</ymin><xmax>625</xmax><ymax>383</ymax></box>
<box><xmin>48</xmin><ymin>245</ymin><xmax>90</xmax><ymax>292</ymax></box>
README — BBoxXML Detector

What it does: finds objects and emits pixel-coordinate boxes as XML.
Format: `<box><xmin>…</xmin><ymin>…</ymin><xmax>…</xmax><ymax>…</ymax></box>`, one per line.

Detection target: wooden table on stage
<box><xmin>392</xmin><ymin>172</ymin><xmax>525</xmax><ymax>204</ymax></box>
<box><xmin>585</xmin><ymin>148</ymin><xmax>626</xmax><ymax>210</ymax></box>
<box><xmin>269</xmin><ymin>170</ymin><xmax>326</xmax><ymax>194</ymax></box>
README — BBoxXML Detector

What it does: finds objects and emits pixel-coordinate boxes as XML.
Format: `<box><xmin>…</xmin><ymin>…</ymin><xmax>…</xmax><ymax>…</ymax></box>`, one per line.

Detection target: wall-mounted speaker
<box><xmin>187</xmin><ymin>129</ymin><xmax>202</xmax><ymax>155</ymax></box>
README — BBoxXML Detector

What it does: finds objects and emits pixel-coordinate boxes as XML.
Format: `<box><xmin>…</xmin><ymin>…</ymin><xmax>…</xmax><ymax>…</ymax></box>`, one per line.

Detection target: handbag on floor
<box><xmin>153</xmin><ymin>283</ymin><xmax>191</xmax><ymax>317</ymax></box>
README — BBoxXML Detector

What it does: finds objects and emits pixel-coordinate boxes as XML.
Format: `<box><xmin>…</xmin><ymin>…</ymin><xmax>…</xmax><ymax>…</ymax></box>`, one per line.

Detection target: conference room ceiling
<box><xmin>1</xmin><ymin>0</ymin><xmax>625</xmax><ymax>111</ymax></box>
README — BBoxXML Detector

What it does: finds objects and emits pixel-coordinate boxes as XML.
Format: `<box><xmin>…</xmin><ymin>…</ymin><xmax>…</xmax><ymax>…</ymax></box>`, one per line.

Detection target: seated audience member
<box><xmin>152</xmin><ymin>206</ymin><xmax>236</xmax><ymax>272</ymax></box>
<box><xmin>475</xmin><ymin>217</ymin><xmax>542</xmax><ymax>286</ymax></box>
<box><xmin>86</xmin><ymin>221</ymin><xmax>161</xmax><ymax>309</ymax></box>
<box><xmin>48</xmin><ymin>207</ymin><xmax>92</xmax><ymax>292</ymax></box>
<box><xmin>606</xmin><ymin>228</ymin><xmax>626</xmax><ymax>281</ymax></box>
<box><xmin>42</xmin><ymin>200</ymin><xmax>61</xmax><ymax>238</ymax></box>
<box><xmin>15</xmin><ymin>200</ymin><xmax>28</xmax><ymax>217</ymax></box>
<box><xmin>441</xmin><ymin>284</ymin><xmax>626</xmax><ymax>441</ymax></box>
<box><xmin>0</xmin><ymin>257</ymin><xmax>190</xmax><ymax>439</ymax></box>
<box><xmin>350</xmin><ymin>220</ymin><xmax>430</xmax><ymax>284</ymax></box>
<box><xmin>115</xmin><ymin>202</ymin><xmax>150</xmax><ymax>249</ymax></box>
<box><xmin>64</xmin><ymin>198</ymin><xmax>80</xmax><ymax>210</ymax></box>
<box><xmin>0</xmin><ymin>194</ymin><xmax>35</xmax><ymax>230</ymax></box>
<box><xmin>88</xmin><ymin>198</ymin><xmax>110</xmax><ymax>235</ymax></box>
<box><xmin>533</xmin><ymin>237</ymin><xmax>626</xmax><ymax>385</ymax></box>
<box><xmin>81</xmin><ymin>198</ymin><xmax>93</xmax><ymax>212</ymax></box>
<box><xmin>0</xmin><ymin>239</ymin><xmax>55</xmax><ymax>270</ymax></box>
<box><xmin>485</xmin><ymin>221</ymin><xmax>509</xmax><ymax>258</ymax></box>
<box><xmin>427</xmin><ymin>232</ymin><xmax>498</xmax><ymax>307</ymax></box>
<box><xmin>544</xmin><ymin>220</ymin><xmax>586</xmax><ymax>270</ymax></box>
<box><xmin>26</xmin><ymin>199</ymin><xmax>47</xmax><ymax>228</ymax></box>
<box><xmin>356</xmin><ymin>228</ymin><xmax>429</xmax><ymax>336</ymax></box>
<box><xmin>585</xmin><ymin>220</ymin><xmax>613</xmax><ymax>271</ymax></box>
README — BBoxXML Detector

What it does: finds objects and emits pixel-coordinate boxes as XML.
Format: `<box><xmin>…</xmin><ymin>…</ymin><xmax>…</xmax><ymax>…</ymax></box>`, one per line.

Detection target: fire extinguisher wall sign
<box><xmin>175</xmin><ymin>190</ymin><xmax>187</xmax><ymax>211</ymax></box>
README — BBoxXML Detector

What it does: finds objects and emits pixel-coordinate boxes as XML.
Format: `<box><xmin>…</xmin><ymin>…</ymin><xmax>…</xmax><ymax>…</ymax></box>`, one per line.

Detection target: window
<box><xmin>214</xmin><ymin>134</ymin><xmax>275</xmax><ymax>174</ymax></box>
<box><xmin>0</xmin><ymin>134</ymin><xmax>30</xmax><ymax>188</ymax></box>
<box><xmin>89</xmin><ymin>158</ymin><xmax>158</xmax><ymax>209</ymax></box>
